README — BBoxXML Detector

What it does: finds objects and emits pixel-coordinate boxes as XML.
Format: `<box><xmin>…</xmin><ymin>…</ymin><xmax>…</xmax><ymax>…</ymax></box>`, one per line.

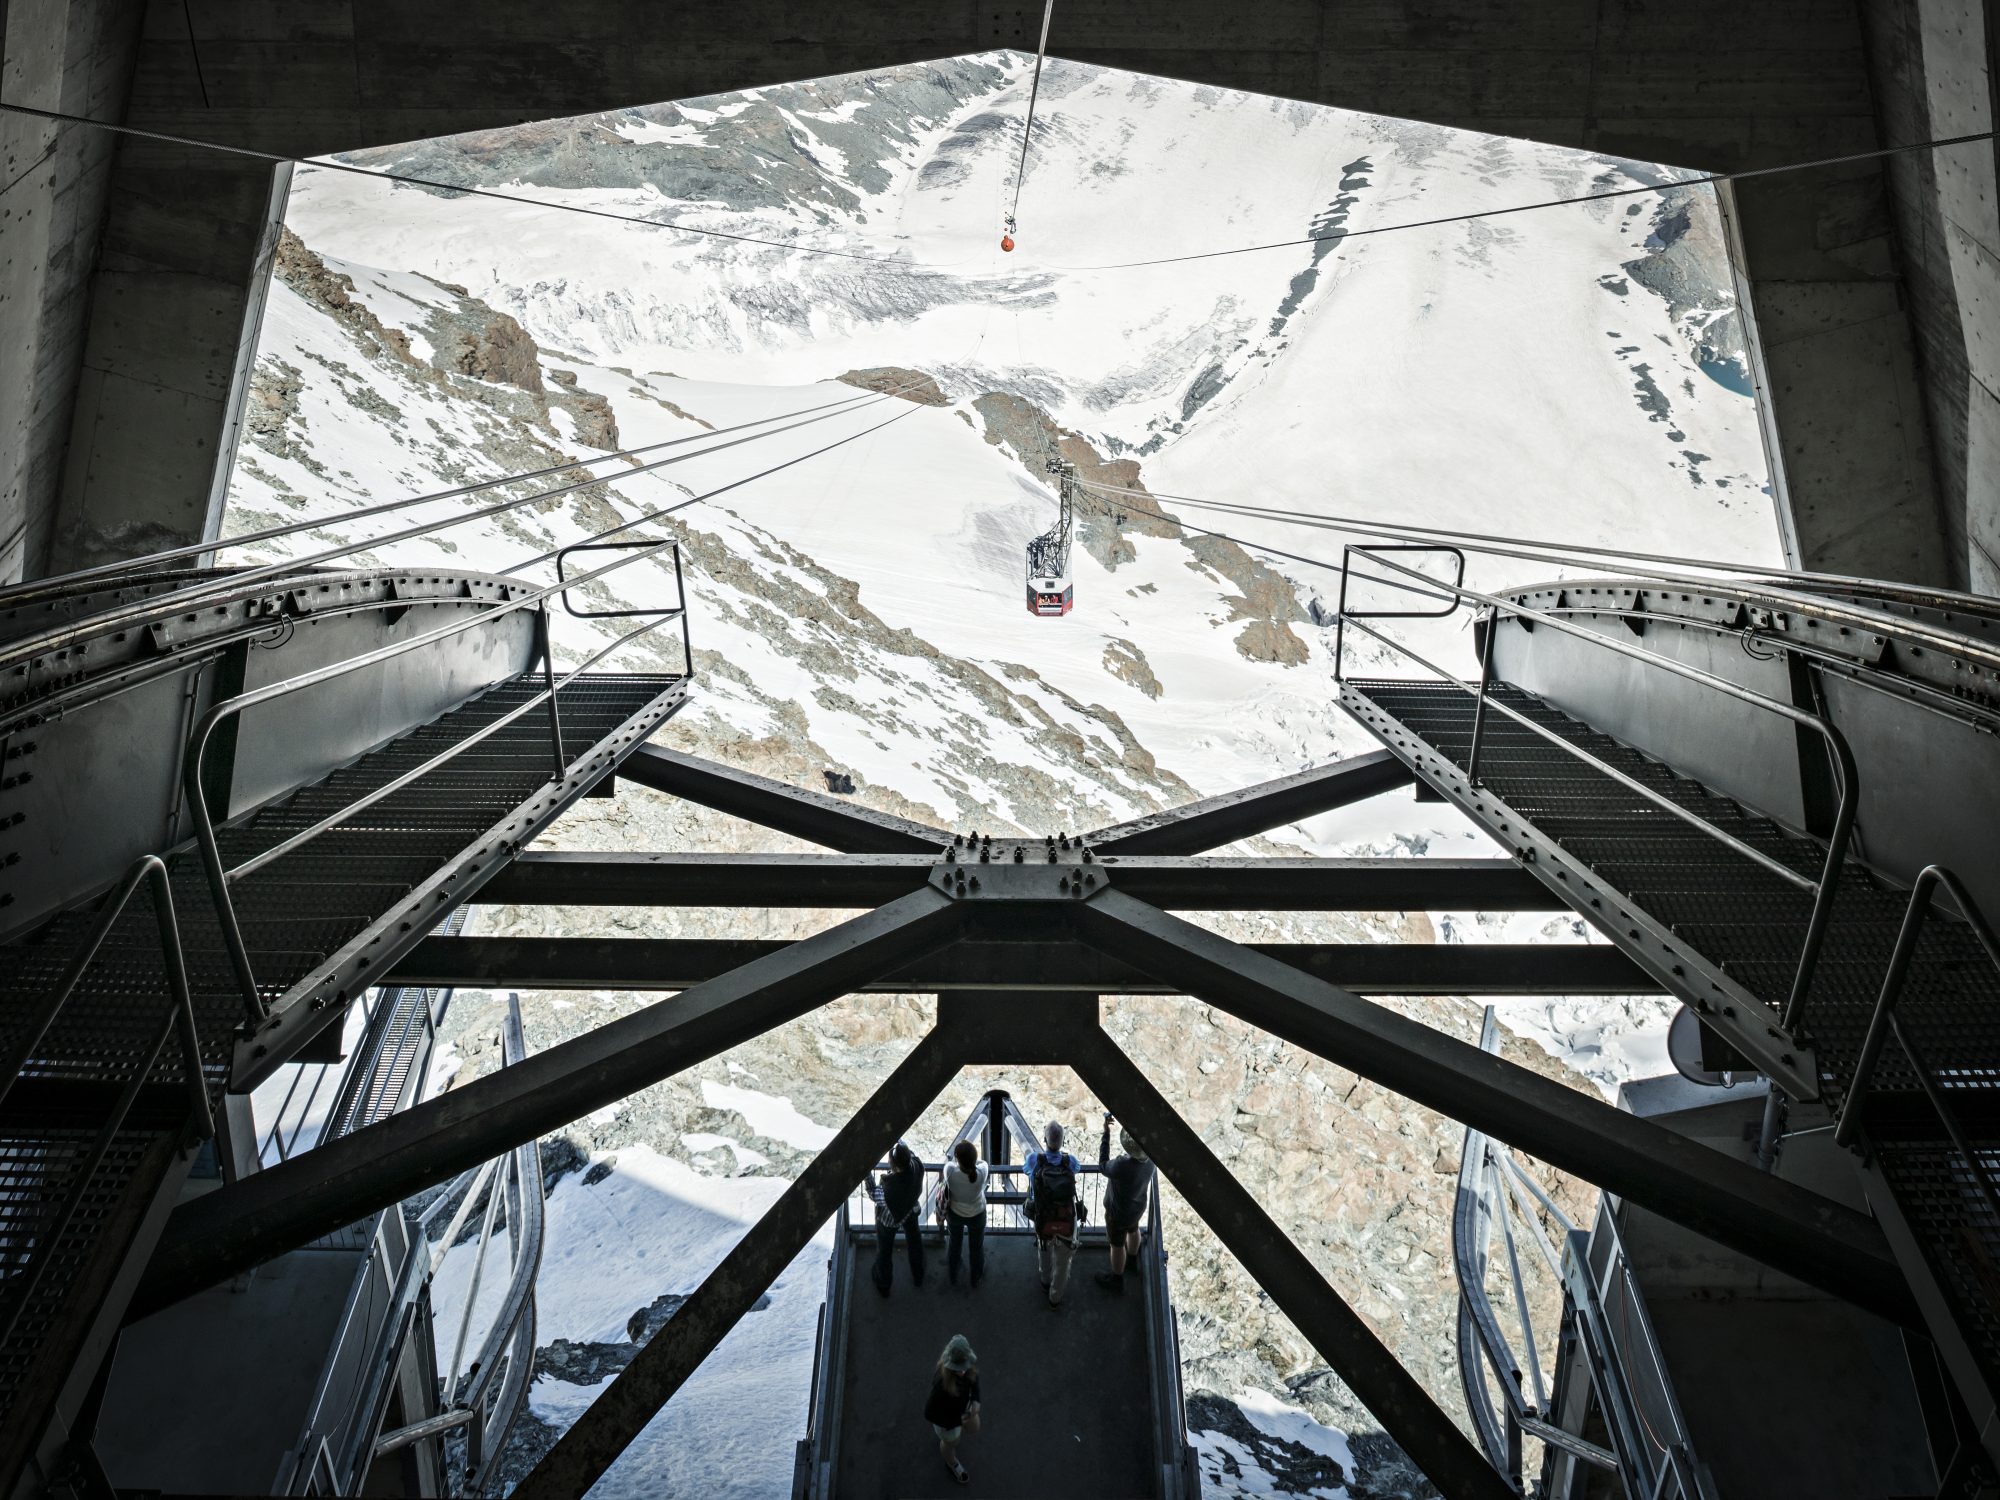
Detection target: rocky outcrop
<box><xmin>547</xmin><ymin>370</ymin><xmax>621</xmax><ymax>450</ymax></box>
<box><xmin>436</xmin><ymin>310</ymin><xmax>545</xmax><ymax>394</ymax></box>
<box><xmin>836</xmin><ymin>366</ymin><xmax>950</xmax><ymax>406</ymax></box>
<box><xmin>1103</xmin><ymin>637</ymin><xmax>1163</xmax><ymax>698</ymax></box>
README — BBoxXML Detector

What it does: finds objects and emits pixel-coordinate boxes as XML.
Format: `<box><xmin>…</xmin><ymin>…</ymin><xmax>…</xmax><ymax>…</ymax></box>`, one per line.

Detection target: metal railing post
<box><xmin>672</xmin><ymin>544</ymin><xmax>693</xmax><ymax>677</ymax></box>
<box><xmin>1780</xmin><ymin>727</ymin><xmax>1860</xmax><ymax>1033</ymax></box>
<box><xmin>537</xmin><ymin>604</ymin><xmax>566</xmax><ymax>781</ymax></box>
<box><xmin>1466</xmin><ymin>614</ymin><xmax>1497</xmax><ymax>787</ymax></box>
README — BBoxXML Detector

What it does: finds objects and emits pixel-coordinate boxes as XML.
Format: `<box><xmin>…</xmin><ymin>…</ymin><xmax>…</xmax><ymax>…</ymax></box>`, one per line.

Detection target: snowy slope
<box><xmin>222</xmin><ymin>51</ymin><xmax>1784</xmax><ymax>1498</ymax></box>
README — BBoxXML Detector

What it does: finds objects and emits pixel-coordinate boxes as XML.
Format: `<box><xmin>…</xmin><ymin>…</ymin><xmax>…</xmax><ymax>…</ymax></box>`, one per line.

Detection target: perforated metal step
<box><xmin>1345</xmin><ymin>675</ymin><xmax>2000</xmax><ymax>1412</ymax></box>
<box><xmin>0</xmin><ymin>668</ymin><xmax>685</xmax><ymax>1480</ymax></box>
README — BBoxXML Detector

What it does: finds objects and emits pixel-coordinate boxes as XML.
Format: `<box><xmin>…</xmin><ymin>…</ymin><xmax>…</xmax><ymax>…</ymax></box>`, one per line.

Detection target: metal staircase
<box><xmin>0</xmin><ymin>550</ymin><xmax>690</xmax><ymax>1489</ymax></box>
<box><xmin>1336</xmin><ymin>544</ymin><xmax>2000</xmax><ymax>1481</ymax></box>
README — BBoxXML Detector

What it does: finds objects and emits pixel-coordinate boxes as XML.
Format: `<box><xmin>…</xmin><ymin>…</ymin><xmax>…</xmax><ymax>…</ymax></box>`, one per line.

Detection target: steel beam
<box><xmin>1070</xmin><ymin>889</ymin><xmax>1920</xmax><ymax>1328</ymax></box>
<box><xmin>477</xmin><ymin>852</ymin><xmax>1557</xmax><ymax>913</ymax></box>
<box><xmin>618</xmin><ymin>744</ymin><xmax>948</xmax><ymax>852</ymax></box>
<box><xmin>477</xmin><ymin>851</ymin><xmax>933</xmax><ymax>908</ymax></box>
<box><xmin>1068</xmin><ymin>1024</ymin><xmax>1514</xmax><ymax>1500</ymax></box>
<box><xmin>1086</xmin><ymin>749</ymin><xmax>1414</xmax><ymax>854</ymax></box>
<box><xmin>511</xmin><ymin>1026</ymin><xmax>964</xmax><ymax>1500</ymax></box>
<box><xmin>127</xmin><ymin>889</ymin><xmax>967</xmax><ymax>1319</ymax></box>
<box><xmin>388</xmin><ymin>935</ymin><xmax>1659</xmax><ymax>996</ymax></box>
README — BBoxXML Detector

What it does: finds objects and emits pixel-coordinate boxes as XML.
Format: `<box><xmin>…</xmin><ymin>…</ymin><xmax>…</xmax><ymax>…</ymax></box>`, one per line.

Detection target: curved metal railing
<box><xmin>1335</xmin><ymin>542</ymin><xmax>1861</xmax><ymax>1030</ymax></box>
<box><xmin>183</xmin><ymin>538</ymin><xmax>690</xmax><ymax>1022</ymax></box>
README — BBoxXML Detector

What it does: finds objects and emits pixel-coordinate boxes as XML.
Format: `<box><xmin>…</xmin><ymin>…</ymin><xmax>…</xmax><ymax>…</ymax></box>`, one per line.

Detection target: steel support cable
<box><xmin>1006</xmin><ymin>1</ymin><xmax>1057</xmax><ymax>226</ymax></box>
<box><xmin>1074</xmin><ymin>475</ymin><xmax>2000</xmax><ymax>616</ymax></box>
<box><xmin>0</xmin><ymin>391</ymin><xmax>903</xmax><ymax>672</ymax></box>
<box><xmin>0</xmin><ymin>101</ymin><xmax>967</xmax><ymax>270</ymax></box>
<box><xmin>1050</xmin><ymin>127</ymin><xmax>1999</xmax><ymax>271</ymax></box>
<box><xmin>4</xmin><ymin>106</ymin><xmax>1993</xmax><ymax>282</ymax></box>
<box><xmin>504</xmin><ymin>400</ymin><xmax>924</xmax><ymax>572</ymax></box>
<box><xmin>0</xmin><ymin>383</ymin><xmax>905</xmax><ymax>608</ymax></box>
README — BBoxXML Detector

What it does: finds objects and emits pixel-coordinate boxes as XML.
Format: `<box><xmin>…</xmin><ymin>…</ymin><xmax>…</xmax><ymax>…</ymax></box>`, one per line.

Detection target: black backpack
<box><xmin>1031</xmin><ymin>1153</ymin><xmax>1076</xmax><ymax>1238</ymax></box>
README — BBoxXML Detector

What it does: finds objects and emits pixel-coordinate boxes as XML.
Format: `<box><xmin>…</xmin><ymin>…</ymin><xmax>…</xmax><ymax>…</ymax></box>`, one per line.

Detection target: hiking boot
<box><xmin>1095</xmin><ymin>1271</ymin><xmax>1125</xmax><ymax>1293</ymax></box>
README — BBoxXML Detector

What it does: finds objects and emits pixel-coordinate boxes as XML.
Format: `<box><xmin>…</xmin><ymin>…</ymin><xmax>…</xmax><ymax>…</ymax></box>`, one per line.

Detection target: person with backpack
<box><xmin>868</xmin><ymin>1141</ymin><xmax>926</xmax><ymax>1296</ymax></box>
<box><xmin>942</xmin><ymin>1138</ymin><xmax>989</xmax><ymax>1287</ymax></box>
<box><xmin>1094</xmin><ymin>1112</ymin><xmax>1157</xmax><ymax>1294</ymax></box>
<box><xmin>1023</xmin><ymin>1120</ymin><xmax>1082</xmax><ymax>1306</ymax></box>
<box><xmin>923</xmin><ymin>1334</ymin><xmax>981</xmax><ymax>1485</ymax></box>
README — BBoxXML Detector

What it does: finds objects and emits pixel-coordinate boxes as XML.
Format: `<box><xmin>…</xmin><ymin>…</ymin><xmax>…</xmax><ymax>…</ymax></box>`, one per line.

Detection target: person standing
<box><xmin>1023</xmin><ymin>1120</ymin><xmax>1081</xmax><ymax>1306</ymax></box>
<box><xmin>943</xmin><ymin>1138</ymin><xmax>989</xmax><ymax>1287</ymax></box>
<box><xmin>869</xmin><ymin>1141</ymin><xmax>926</xmax><ymax>1295</ymax></box>
<box><xmin>924</xmin><ymin>1334</ymin><xmax>982</xmax><ymax>1485</ymax></box>
<box><xmin>1095</xmin><ymin>1112</ymin><xmax>1156</xmax><ymax>1294</ymax></box>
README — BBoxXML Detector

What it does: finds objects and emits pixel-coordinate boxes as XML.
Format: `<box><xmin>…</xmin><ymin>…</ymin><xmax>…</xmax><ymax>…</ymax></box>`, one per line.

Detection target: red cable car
<box><xmin>1026</xmin><ymin>458</ymin><xmax>1075</xmax><ymax>617</ymax></box>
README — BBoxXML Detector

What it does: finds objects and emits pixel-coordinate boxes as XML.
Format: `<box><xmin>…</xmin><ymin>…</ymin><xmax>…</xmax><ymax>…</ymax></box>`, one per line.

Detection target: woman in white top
<box><xmin>943</xmin><ymin>1138</ymin><xmax>989</xmax><ymax>1287</ymax></box>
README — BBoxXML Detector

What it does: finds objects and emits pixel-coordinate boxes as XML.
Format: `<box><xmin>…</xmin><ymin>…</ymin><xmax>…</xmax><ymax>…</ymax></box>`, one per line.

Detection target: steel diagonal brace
<box><xmin>511</xmin><ymin>1026</ymin><xmax>965</xmax><ymax>1500</ymax></box>
<box><xmin>1067</xmin><ymin>1024</ymin><xmax>1515</xmax><ymax>1500</ymax></box>
<box><xmin>618</xmin><ymin>744</ymin><xmax>949</xmax><ymax>852</ymax></box>
<box><xmin>127</xmin><ymin>888</ymin><xmax>968</xmax><ymax>1320</ymax></box>
<box><xmin>1069</xmin><ymin>888</ymin><xmax>1921</xmax><ymax>1328</ymax></box>
<box><xmin>1084</xmin><ymin>748</ymin><xmax>1414</xmax><ymax>854</ymax></box>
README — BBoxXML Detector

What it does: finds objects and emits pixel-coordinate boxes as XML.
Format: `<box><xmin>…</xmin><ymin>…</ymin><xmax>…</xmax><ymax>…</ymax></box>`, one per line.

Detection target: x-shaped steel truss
<box><xmin>129</xmin><ymin>745</ymin><xmax>1917</xmax><ymax>1498</ymax></box>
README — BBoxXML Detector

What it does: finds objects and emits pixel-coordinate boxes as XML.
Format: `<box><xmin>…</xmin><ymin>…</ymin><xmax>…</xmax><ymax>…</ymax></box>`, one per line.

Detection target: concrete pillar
<box><xmin>0</xmin><ymin>0</ymin><xmax>145</xmax><ymax>583</ymax></box>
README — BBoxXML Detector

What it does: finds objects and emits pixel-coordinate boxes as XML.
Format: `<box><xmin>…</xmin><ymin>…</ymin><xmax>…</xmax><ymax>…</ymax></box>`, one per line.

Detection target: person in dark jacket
<box><xmin>1094</xmin><ymin>1113</ymin><xmax>1156</xmax><ymax>1293</ymax></box>
<box><xmin>923</xmin><ymin>1334</ymin><xmax>981</xmax><ymax>1484</ymax></box>
<box><xmin>869</xmin><ymin>1141</ymin><xmax>926</xmax><ymax>1295</ymax></box>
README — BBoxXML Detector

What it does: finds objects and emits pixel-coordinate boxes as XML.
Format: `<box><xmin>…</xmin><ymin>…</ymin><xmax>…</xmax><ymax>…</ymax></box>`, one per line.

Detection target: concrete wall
<box><xmin>9</xmin><ymin>0</ymin><xmax>1994</xmax><ymax>591</ymax></box>
<box><xmin>0</xmin><ymin>0</ymin><xmax>143</xmax><ymax>584</ymax></box>
<box><xmin>1862</xmin><ymin>0</ymin><xmax>2000</xmax><ymax>592</ymax></box>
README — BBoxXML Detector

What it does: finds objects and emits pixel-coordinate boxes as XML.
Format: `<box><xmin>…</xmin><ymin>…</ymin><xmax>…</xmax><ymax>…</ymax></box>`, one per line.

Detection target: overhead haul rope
<box><xmin>1068</xmin><ymin>476</ymin><xmax>1953</xmax><ymax>598</ymax></box>
<box><xmin>1049</xmin><ymin>126</ymin><xmax>1999</xmax><ymax>271</ymax></box>
<box><xmin>507</xmin><ymin>401</ymin><xmax>925</xmax><ymax>573</ymax></box>
<box><xmin>0</xmin><ymin>390</ymin><xmax>929</xmax><ymax>670</ymax></box>
<box><xmin>1000</xmin><ymin>0</ymin><xmax>1057</xmax><ymax>252</ymax></box>
<box><xmin>4</xmin><ymin>385</ymin><xmax>908</xmax><ymax>603</ymax></box>
<box><xmin>0</xmin><ymin>100</ymin><xmax>962</xmax><ymax>269</ymax></box>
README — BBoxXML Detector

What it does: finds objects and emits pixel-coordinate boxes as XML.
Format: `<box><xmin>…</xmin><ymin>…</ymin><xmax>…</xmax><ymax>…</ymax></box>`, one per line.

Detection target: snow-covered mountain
<box><xmin>224</xmin><ymin>51</ymin><xmax>1780</xmax><ymax>1498</ymax></box>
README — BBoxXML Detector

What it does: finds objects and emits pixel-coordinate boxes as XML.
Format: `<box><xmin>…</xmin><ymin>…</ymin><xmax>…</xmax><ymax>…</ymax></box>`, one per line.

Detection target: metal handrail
<box><xmin>183</xmin><ymin>537</ymin><xmax>689</xmax><ymax>1021</ymax></box>
<box><xmin>1833</xmin><ymin>868</ymin><xmax>2000</xmax><ymax>1225</ymax></box>
<box><xmin>0</xmin><ymin>854</ymin><xmax>214</xmax><ymax>1349</ymax></box>
<box><xmin>1520</xmin><ymin>603</ymin><xmax>2000</xmax><ymax>734</ymax></box>
<box><xmin>1336</xmin><ymin>542</ymin><xmax>1860</xmax><ymax>1032</ymax></box>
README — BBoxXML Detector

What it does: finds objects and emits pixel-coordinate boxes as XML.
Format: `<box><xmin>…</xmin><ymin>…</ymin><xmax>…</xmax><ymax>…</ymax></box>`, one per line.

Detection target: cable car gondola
<box><xmin>1027</xmin><ymin>457</ymin><xmax>1076</xmax><ymax>617</ymax></box>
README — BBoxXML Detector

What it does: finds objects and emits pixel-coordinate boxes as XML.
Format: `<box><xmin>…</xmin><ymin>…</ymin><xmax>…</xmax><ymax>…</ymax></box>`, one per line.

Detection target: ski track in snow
<box><xmin>231</xmin><ymin>51</ymin><xmax>1789</xmax><ymax>1493</ymax></box>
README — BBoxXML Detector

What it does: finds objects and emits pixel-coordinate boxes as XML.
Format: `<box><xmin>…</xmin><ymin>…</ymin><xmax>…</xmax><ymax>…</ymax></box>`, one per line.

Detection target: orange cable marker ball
<box><xmin>1000</xmin><ymin>234</ymin><xmax>1015</xmax><ymax>252</ymax></box>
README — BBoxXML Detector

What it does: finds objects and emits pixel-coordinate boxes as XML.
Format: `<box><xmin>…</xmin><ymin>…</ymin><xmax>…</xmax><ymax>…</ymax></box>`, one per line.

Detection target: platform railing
<box><xmin>1455</xmin><ymin>1010</ymin><xmax>1620</xmax><ymax>1490</ymax></box>
<box><xmin>0</xmin><ymin>855</ymin><xmax>214</xmax><ymax>1346</ymax></box>
<box><xmin>1333</xmin><ymin>541</ymin><xmax>1860</xmax><ymax>1034</ymax></box>
<box><xmin>361</xmin><ymin>995</ymin><xmax>544</xmax><ymax>1496</ymax></box>
<box><xmin>184</xmin><ymin>537</ymin><xmax>690</xmax><ymax>1023</ymax></box>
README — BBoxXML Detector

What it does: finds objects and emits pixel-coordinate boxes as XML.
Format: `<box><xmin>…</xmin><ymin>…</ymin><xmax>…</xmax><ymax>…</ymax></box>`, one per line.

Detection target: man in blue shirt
<box><xmin>1022</xmin><ymin>1121</ymin><xmax>1081</xmax><ymax>1306</ymax></box>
